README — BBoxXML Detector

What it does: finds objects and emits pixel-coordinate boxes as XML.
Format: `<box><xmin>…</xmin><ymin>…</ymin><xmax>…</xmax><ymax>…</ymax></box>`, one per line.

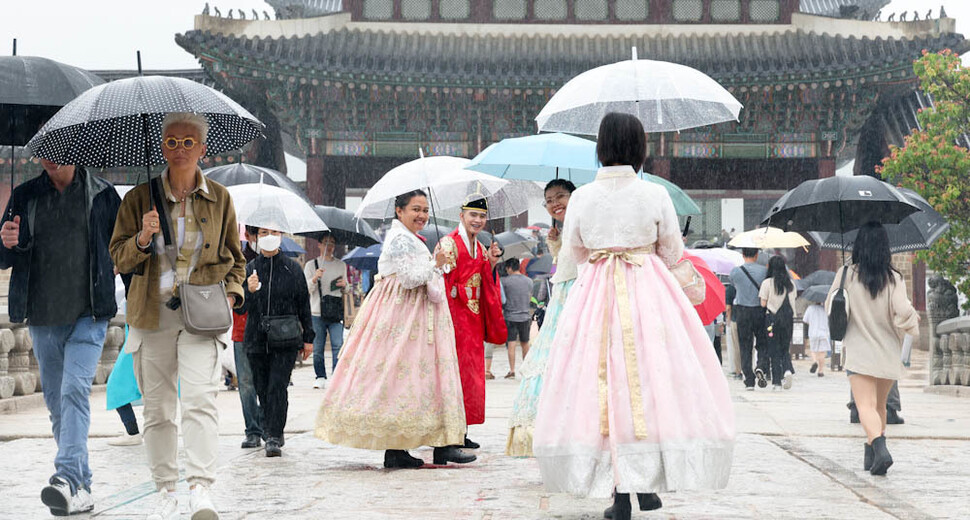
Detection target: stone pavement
<box><xmin>3</xmin><ymin>348</ymin><xmax>970</xmax><ymax>520</ymax></box>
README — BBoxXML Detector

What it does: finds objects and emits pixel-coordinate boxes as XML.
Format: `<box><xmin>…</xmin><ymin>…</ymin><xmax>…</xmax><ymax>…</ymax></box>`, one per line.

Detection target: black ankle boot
<box><xmin>636</xmin><ymin>492</ymin><xmax>662</xmax><ymax>511</ymax></box>
<box><xmin>433</xmin><ymin>446</ymin><xmax>476</xmax><ymax>465</ymax></box>
<box><xmin>611</xmin><ymin>491</ymin><xmax>631</xmax><ymax>520</ymax></box>
<box><xmin>463</xmin><ymin>436</ymin><xmax>480</xmax><ymax>449</ymax></box>
<box><xmin>265</xmin><ymin>438</ymin><xmax>282</xmax><ymax>457</ymax></box>
<box><xmin>869</xmin><ymin>436</ymin><xmax>893</xmax><ymax>476</ymax></box>
<box><xmin>863</xmin><ymin>443</ymin><xmax>873</xmax><ymax>471</ymax></box>
<box><xmin>383</xmin><ymin>450</ymin><xmax>424</xmax><ymax>469</ymax></box>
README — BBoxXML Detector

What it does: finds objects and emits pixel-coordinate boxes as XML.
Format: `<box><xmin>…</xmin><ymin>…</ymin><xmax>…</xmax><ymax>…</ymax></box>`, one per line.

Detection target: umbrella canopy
<box><xmin>685</xmin><ymin>247</ymin><xmax>743</xmax><ymax>276</ymax></box>
<box><xmin>525</xmin><ymin>254</ymin><xmax>553</xmax><ymax>276</ymax></box>
<box><xmin>228</xmin><ymin>183</ymin><xmax>328</xmax><ymax>235</ymax></box>
<box><xmin>536</xmin><ymin>49</ymin><xmax>743</xmax><ymax>135</ymax></box>
<box><xmin>493</xmin><ymin>231</ymin><xmax>536</xmax><ymax>260</ymax></box>
<box><xmin>531</xmin><ymin>222</ymin><xmax>551</xmax><ymax>229</ymax></box>
<box><xmin>27</xmin><ymin>75</ymin><xmax>264</xmax><ymax>168</ymax></box>
<box><xmin>466</xmin><ymin>133</ymin><xmax>598</xmax><ymax>183</ymax></box>
<box><xmin>342</xmin><ymin>244</ymin><xmax>382</xmax><ymax>272</ymax></box>
<box><xmin>355</xmin><ymin>154</ymin><xmax>526</xmax><ymax>219</ymax></box>
<box><xmin>418</xmin><ymin>224</ymin><xmax>492</xmax><ymax>253</ymax></box>
<box><xmin>799</xmin><ymin>284</ymin><xmax>832</xmax><ymax>304</ymax></box>
<box><xmin>729</xmin><ymin>227</ymin><xmax>811</xmax><ymax>249</ymax></box>
<box><xmin>682</xmin><ymin>252</ymin><xmax>726</xmax><ymax>326</ymax></box>
<box><xmin>300</xmin><ymin>205</ymin><xmax>381</xmax><ymax>248</ymax></box>
<box><xmin>761</xmin><ymin>176</ymin><xmax>920</xmax><ymax>234</ymax></box>
<box><xmin>796</xmin><ymin>270</ymin><xmax>836</xmax><ymax>291</ymax></box>
<box><xmin>204</xmin><ymin>163</ymin><xmax>308</xmax><ymax>202</ymax></box>
<box><xmin>0</xmin><ymin>56</ymin><xmax>105</xmax><ymax>145</ymax></box>
<box><xmin>642</xmin><ymin>172</ymin><xmax>702</xmax><ymax>216</ymax></box>
<box><xmin>242</xmin><ymin>236</ymin><xmax>305</xmax><ymax>258</ymax></box>
<box><xmin>808</xmin><ymin>188</ymin><xmax>949</xmax><ymax>253</ymax></box>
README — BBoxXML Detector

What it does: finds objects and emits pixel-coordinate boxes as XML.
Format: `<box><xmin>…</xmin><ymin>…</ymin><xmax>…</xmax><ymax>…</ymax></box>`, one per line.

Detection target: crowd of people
<box><xmin>1</xmin><ymin>110</ymin><xmax>922</xmax><ymax>520</ymax></box>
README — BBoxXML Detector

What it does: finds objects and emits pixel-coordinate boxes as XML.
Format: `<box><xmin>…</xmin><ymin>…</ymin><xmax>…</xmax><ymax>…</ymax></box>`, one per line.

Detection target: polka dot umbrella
<box><xmin>25</xmin><ymin>75</ymin><xmax>263</xmax><ymax>173</ymax></box>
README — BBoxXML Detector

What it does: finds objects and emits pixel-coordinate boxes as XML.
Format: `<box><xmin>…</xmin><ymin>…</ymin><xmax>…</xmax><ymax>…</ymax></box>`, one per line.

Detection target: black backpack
<box><xmin>828</xmin><ymin>267</ymin><xmax>849</xmax><ymax>341</ymax></box>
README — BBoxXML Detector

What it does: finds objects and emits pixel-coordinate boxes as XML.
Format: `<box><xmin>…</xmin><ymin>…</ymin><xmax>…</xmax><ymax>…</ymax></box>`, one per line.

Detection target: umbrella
<box><xmin>300</xmin><ymin>205</ymin><xmax>381</xmax><ymax>248</ymax></box>
<box><xmin>342</xmin><ymin>244</ymin><xmax>382</xmax><ymax>272</ymax></box>
<box><xmin>418</xmin><ymin>224</ymin><xmax>492</xmax><ymax>253</ymax></box>
<box><xmin>1</xmin><ymin>56</ymin><xmax>104</xmax><ymax>191</ymax></box>
<box><xmin>493</xmin><ymin>231</ymin><xmax>536</xmax><ymax>260</ymax></box>
<box><xmin>729</xmin><ymin>227</ymin><xmax>811</xmax><ymax>249</ymax></box>
<box><xmin>26</xmin><ymin>75</ymin><xmax>264</xmax><ymax>181</ymax></box>
<box><xmin>761</xmin><ymin>176</ymin><xmax>920</xmax><ymax>234</ymax></box>
<box><xmin>799</xmin><ymin>284</ymin><xmax>832</xmax><ymax>304</ymax></box>
<box><xmin>681</xmin><ymin>252</ymin><xmax>726</xmax><ymax>326</ymax></box>
<box><xmin>796</xmin><ymin>270</ymin><xmax>836</xmax><ymax>291</ymax></box>
<box><xmin>242</xmin><ymin>236</ymin><xmax>305</xmax><ymax>257</ymax></box>
<box><xmin>354</xmin><ymin>153</ymin><xmax>524</xmax><ymax>220</ymax></box>
<box><xmin>642</xmin><ymin>172</ymin><xmax>702</xmax><ymax>216</ymax></box>
<box><xmin>531</xmin><ymin>222</ymin><xmax>551</xmax><ymax>229</ymax></box>
<box><xmin>227</xmin><ymin>183</ymin><xmax>327</xmax><ymax>234</ymax></box>
<box><xmin>525</xmin><ymin>255</ymin><xmax>553</xmax><ymax>276</ymax></box>
<box><xmin>685</xmin><ymin>247</ymin><xmax>743</xmax><ymax>275</ymax></box>
<box><xmin>204</xmin><ymin>163</ymin><xmax>308</xmax><ymax>202</ymax></box>
<box><xmin>808</xmin><ymin>188</ymin><xmax>948</xmax><ymax>253</ymax></box>
<box><xmin>536</xmin><ymin>47</ymin><xmax>743</xmax><ymax>135</ymax></box>
<box><xmin>466</xmin><ymin>133</ymin><xmax>598</xmax><ymax>183</ymax></box>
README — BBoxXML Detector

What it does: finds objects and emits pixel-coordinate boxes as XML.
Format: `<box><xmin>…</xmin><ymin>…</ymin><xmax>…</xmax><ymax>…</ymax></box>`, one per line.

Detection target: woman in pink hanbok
<box><xmin>533</xmin><ymin>113</ymin><xmax>735</xmax><ymax>520</ymax></box>
<box><xmin>315</xmin><ymin>190</ymin><xmax>475</xmax><ymax>468</ymax></box>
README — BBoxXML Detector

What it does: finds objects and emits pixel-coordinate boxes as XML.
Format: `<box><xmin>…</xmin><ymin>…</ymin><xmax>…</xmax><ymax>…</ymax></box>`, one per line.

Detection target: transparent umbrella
<box><xmin>228</xmin><ymin>183</ymin><xmax>328</xmax><ymax>234</ymax></box>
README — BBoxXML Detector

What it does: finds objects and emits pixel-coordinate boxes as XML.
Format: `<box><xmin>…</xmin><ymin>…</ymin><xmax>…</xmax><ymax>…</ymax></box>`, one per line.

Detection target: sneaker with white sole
<box><xmin>312</xmin><ymin>377</ymin><xmax>327</xmax><ymax>389</ymax></box>
<box><xmin>782</xmin><ymin>370</ymin><xmax>794</xmax><ymax>390</ymax></box>
<box><xmin>107</xmin><ymin>431</ymin><xmax>143</xmax><ymax>446</ymax></box>
<box><xmin>189</xmin><ymin>484</ymin><xmax>218</xmax><ymax>520</ymax></box>
<box><xmin>147</xmin><ymin>490</ymin><xmax>179</xmax><ymax>520</ymax></box>
<box><xmin>41</xmin><ymin>476</ymin><xmax>94</xmax><ymax>516</ymax></box>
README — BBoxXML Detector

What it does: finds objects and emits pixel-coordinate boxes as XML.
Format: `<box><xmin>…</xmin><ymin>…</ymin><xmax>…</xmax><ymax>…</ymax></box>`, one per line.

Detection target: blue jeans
<box><xmin>30</xmin><ymin>317</ymin><xmax>108</xmax><ymax>492</ymax></box>
<box><xmin>312</xmin><ymin>316</ymin><xmax>344</xmax><ymax>379</ymax></box>
<box><xmin>234</xmin><ymin>341</ymin><xmax>263</xmax><ymax>438</ymax></box>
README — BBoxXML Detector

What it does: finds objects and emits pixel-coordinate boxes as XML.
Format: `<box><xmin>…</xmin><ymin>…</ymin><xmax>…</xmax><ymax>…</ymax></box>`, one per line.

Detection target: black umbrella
<box><xmin>493</xmin><ymin>231</ymin><xmax>536</xmax><ymax>259</ymax></box>
<box><xmin>26</xmin><ymin>75</ymin><xmax>263</xmax><ymax>173</ymax></box>
<box><xmin>796</xmin><ymin>270</ymin><xmax>836</xmax><ymax>291</ymax></box>
<box><xmin>525</xmin><ymin>254</ymin><xmax>553</xmax><ymax>276</ymax></box>
<box><xmin>204</xmin><ymin>163</ymin><xmax>308</xmax><ymax>201</ymax></box>
<box><xmin>799</xmin><ymin>284</ymin><xmax>831</xmax><ymax>304</ymax></box>
<box><xmin>418</xmin><ymin>224</ymin><xmax>491</xmax><ymax>253</ymax></box>
<box><xmin>761</xmin><ymin>176</ymin><xmax>920</xmax><ymax>234</ymax></box>
<box><xmin>0</xmin><ymin>55</ymin><xmax>104</xmax><ymax>190</ymax></box>
<box><xmin>809</xmin><ymin>188</ymin><xmax>948</xmax><ymax>254</ymax></box>
<box><xmin>300</xmin><ymin>205</ymin><xmax>381</xmax><ymax>248</ymax></box>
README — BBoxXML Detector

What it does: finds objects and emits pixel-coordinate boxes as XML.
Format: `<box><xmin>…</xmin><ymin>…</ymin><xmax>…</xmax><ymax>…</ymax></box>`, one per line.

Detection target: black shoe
<box><xmin>864</xmin><ymin>442</ymin><xmax>873</xmax><ymax>471</ymax></box>
<box><xmin>636</xmin><ymin>492</ymin><xmax>662</xmax><ymax>511</ymax></box>
<box><xmin>755</xmin><ymin>368</ymin><xmax>768</xmax><ymax>388</ymax></box>
<box><xmin>433</xmin><ymin>446</ymin><xmax>477</xmax><ymax>465</ymax></box>
<box><xmin>869</xmin><ymin>435</ymin><xmax>893</xmax><ymax>476</ymax></box>
<box><xmin>611</xmin><ymin>491</ymin><xmax>631</xmax><ymax>520</ymax></box>
<box><xmin>887</xmin><ymin>408</ymin><xmax>905</xmax><ymax>425</ymax></box>
<box><xmin>810</xmin><ymin>362</ymin><xmax>819</xmax><ymax>374</ymax></box>
<box><xmin>464</xmin><ymin>436</ymin><xmax>480</xmax><ymax>449</ymax></box>
<box><xmin>265</xmin><ymin>438</ymin><xmax>282</xmax><ymax>457</ymax></box>
<box><xmin>383</xmin><ymin>449</ymin><xmax>424</xmax><ymax>469</ymax></box>
<box><xmin>849</xmin><ymin>406</ymin><xmax>860</xmax><ymax>424</ymax></box>
<box><xmin>603</xmin><ymin>504</ymin><xmax>614</xmax><ymax>519</ymax></box>
<box><xmin>241</xmin><ymin>434</ymin><xmax>262</xmax><ymax>449</ymax></box>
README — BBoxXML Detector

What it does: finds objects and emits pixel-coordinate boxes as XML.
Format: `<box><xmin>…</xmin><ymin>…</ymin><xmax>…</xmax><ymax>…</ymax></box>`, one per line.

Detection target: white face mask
<box><xmin>259</xmin><ymin>234</ymin><xmax>282</xmax><ymax>252</ymax></box>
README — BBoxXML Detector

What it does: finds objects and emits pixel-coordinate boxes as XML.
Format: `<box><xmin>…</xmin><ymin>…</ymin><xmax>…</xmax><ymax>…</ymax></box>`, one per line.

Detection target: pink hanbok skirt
<box><xmin>533</xmin><ymin>251</ymin><xmax>735</xmax><ymax>498</ymax></box>
<box><xmin>315</xmin><ymin>275</ymin><xmax>466</xmax><ymax>450</ymax></box>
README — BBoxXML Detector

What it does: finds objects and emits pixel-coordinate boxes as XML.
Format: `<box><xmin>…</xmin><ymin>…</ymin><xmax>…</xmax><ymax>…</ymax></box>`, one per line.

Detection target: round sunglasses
<box><xmin>163</xmin><ymin>137</ymin><xmax>199</xmax><ymax>150</ymax></box>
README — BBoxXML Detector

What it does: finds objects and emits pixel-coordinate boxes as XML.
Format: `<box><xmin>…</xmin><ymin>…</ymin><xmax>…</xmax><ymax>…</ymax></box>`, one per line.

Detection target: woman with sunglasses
<box><xmin>110</xmin><ymin>112</ymin><xmax>246</xmax><ymax>520</ymax></box>
<box><xmin>506</xmin><ymin>178</ymin><xmax>576</xmax><ymax>457</ymax></box>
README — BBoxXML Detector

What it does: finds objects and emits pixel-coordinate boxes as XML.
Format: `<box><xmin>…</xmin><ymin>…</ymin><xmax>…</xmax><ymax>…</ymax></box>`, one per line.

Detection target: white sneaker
<box><xmin>41</xmin><ymin>476</ymin><xmax>95</xmax><ymax>515</ymax></box>
<box><xmin>108</xmin><ymin>431</ymin><xmax>143</xmax><ymax>446</ymax></box>
<box><xmin>782</xmin><ymin>371</ymin><xmax>794</xmax><ymax>390</ymax></box>
<box><xmin>147</xmin><ymin>490</ymin><xmax>179</xmax><ymax>520</ymax></box>
<box><xmin>313</xmin><ymin>377</ymin><xmax>327</xmax><ymax>389</ymax></box>
<box><xmin>189</xmin><ymin>485</ymin><xmax>218</xmax><ymax>520</ymax></box>
<box><xmin>73</xmin><ymin>488</ymin><xmax>95</xmax><ymax>514</ymax></box>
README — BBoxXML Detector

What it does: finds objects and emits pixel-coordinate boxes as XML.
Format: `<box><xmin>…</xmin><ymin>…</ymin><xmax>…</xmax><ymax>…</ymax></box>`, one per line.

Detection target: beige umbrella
<box><xmin>729</xmin><ymin>227</ymin><xmax>810</xmax><ymax>249</ymax></box>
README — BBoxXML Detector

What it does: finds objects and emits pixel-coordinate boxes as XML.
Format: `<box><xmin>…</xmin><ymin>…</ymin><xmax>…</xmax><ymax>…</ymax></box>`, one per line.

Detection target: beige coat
<box><xmin>826</xmin><ymin>265</ymin><xmax>919</xmax><ymax>380</ymax></box>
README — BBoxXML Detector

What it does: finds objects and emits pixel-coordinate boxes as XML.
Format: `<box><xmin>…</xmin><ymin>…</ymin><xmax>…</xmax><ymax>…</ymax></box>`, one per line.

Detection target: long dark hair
<box><xmin>596</xmin><ymin>112</ymin><xmax>646</xmax><ymax>172</ymax></box>
<box><xmin>766</xmin><ymin>255</ymin><xmax>793</xmax><ymax>296</ymax></box>
<box><xmin>851</xmin><ymin>221</ymin><xmax>897</xmax><ymax>298</ymax></box>
<box><xmin>393</xmin><ymin>189</ymin><xmax>428</xmax><ymax>220</ymax></box>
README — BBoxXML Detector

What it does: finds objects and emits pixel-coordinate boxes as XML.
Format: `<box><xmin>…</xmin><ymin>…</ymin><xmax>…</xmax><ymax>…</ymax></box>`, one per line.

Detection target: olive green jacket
<box><xmin>110</xmin><ymin>176</ymin><xmax>246</xmax><ymax>330</ymax></box>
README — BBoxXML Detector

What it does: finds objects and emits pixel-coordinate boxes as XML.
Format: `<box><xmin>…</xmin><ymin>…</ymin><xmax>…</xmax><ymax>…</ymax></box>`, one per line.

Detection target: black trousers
<box><xmin>767</xmin><ymin>311</ymin><xmax>793</xmax><ymax>386</ymax></box>
<box><xmin>734</xmin><ymin>305</ymin><xmax>768</xmax><ymax>387</ymax></box>
<box><xmin>248</xmin><ymin>348</ymin><xmax>298</xmax><ymax>440</ymax></box>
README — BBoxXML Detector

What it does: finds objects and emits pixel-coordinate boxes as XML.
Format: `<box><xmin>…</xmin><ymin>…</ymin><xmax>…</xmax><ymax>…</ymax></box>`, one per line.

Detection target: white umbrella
<box><xmin>536</xmin><ymin>47</ymin><xmax>743</xmax><ymax>135</ymax></box>
<box><xmin>228</xmin><ymin>183</ymin><xmax>328</xmax><ymax>234</ymax></box>
<box><xmin>729</xmin><ymin>227</ymin><xmax>810</xmax><ymax>249</ymax></box>
<box><xmin>355</xmin><ymin>152</ymin><xmax>525</xmax><ymax>220</ymax></box>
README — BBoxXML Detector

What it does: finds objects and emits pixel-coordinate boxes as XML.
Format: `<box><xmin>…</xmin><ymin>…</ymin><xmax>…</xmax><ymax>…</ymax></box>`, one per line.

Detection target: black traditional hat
<box><xmin>461</xmin><ymin>193</ymin><xmax>488</xmax><ymax>213</ymax></box>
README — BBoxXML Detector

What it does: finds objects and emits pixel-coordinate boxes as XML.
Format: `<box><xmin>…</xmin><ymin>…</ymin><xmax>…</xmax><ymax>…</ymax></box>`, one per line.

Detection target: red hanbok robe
<box><xmin>440</xmin><ymin>228</ymin><xmax>507</xmax><ymax>425</ymax></box>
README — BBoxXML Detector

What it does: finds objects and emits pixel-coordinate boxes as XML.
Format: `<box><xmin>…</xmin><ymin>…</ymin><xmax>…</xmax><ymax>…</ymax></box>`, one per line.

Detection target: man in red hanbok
<box><xmin>439</xmin><ymin>196</ymin><xmax>507</xmax><ymax>449</ymax></box>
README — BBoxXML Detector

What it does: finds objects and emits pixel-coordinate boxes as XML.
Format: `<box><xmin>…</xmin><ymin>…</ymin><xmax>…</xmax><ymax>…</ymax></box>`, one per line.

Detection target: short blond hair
<box><xmin>161</xmin><ymin>112</ymin><xmax>209</xmax><ymax>143</ymax></box>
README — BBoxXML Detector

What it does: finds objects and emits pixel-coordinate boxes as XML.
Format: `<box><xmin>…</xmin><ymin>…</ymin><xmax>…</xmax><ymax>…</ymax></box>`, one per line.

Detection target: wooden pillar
<box><xmin>816</xmin><ymin>157</ymin><xmax>838</xmax><ymax>270</ymax></box>
<box><xmin>651</xmin><ymin>158</ymin><xmax>671</xmax><ymax>180</ymax></box>
<box><xmin>913</xmin><ymin>260</ymin><xmax>926</xmax><ymax>311</ymax></box>
<box><xmin>304</xmin><ymin>151</ymin><xmax>325</xmax><ymax>260</ymax></box>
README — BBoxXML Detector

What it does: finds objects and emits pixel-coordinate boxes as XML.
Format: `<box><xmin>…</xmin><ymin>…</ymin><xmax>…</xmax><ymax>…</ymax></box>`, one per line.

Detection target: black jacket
<box><xmin>239</xmin><ymin>253</ymin><xmax>314</xmax><ymax>353</ymax></box>
<box><xmin>0</xmin><ymin>168</ymin><xmax>121</xmax><ymax>323</ymax></box>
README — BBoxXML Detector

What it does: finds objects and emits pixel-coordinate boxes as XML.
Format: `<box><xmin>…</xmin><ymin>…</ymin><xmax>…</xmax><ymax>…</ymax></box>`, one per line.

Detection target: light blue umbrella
<box><xmin>466</xmin><ymin>133</ymin><xmax>599</xmax><ymax>183</ymax></box>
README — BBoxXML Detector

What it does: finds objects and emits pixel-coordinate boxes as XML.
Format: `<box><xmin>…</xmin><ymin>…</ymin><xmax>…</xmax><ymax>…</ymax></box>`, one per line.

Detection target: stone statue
<box><xmin>900</xmin><ymin>11</ymin><xmax>908</xmax><ymax>22</ymax></box>
<box><xmin>252</xmin><ymin>9</ymin><xmax>259</xmax><ymax>20</ymax></box>
<box><xmin>227</xmin><ymin>8</ymin><xmax>233</xmax><ymax>19</ymax></box>
<box><xmin>941</xmin><ymin>5</ymin><xmax>947</xmax><ymax>18</ymax></box>
<box><xmin>928</xmin><ymin>274</ymin><xmax>961</xmax><ymax>384</ymax></box>
<box><xmin>264</xmin><ymin>10</ymin><xmax>271</xmax><ymax>20</ymax></box>
<box><xmin>214</xmin><ymin>6</ymin><xmax>221</xmax><ymax>17</ymax></box>
<box><xmin>202</xmin><ymin>2</ymin><xmax>210</xmax><ymax>15</ymax></box>
<box><xmin>913</xmin><ymin>10</ymin><xmax>920</xmax><ymax>21</ymax></box>
<box><xmin>0</xmin><ymin>329</ymin><xmax>15</xmax><ymax>399</ymax></box>
<box><xmin>926</xmin><ymin>8</ymin><xmax>933</xmax><ymax>20</ymax></box>
<box><xmin>887</xmin><ymin>12</ymin><xmax>895</xmax><ymax>22</ymax></box>
<box><xmin>238</xmin><ymin>8</ymin><xmax>245</xmax><ymax>19</ymax></box>
<box><xmin>874</xmin><ymin>10</ymin><xmax>882</xmax><ymax>21</ymax></box>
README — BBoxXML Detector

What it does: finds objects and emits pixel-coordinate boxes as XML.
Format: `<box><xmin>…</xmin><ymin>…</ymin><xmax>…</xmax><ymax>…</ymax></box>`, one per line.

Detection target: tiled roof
<box><xmin>798</xmin><ymin>0</ymin><xmax>888</xmax><ymax>19</ymax></box>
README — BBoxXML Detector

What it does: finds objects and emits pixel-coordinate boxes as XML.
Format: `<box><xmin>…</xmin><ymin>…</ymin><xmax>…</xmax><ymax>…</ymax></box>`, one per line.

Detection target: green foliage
<box><xmin>877</xmin><ymin>49</ymin><xmax>970</xmax><ymax>307</ymax></box>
